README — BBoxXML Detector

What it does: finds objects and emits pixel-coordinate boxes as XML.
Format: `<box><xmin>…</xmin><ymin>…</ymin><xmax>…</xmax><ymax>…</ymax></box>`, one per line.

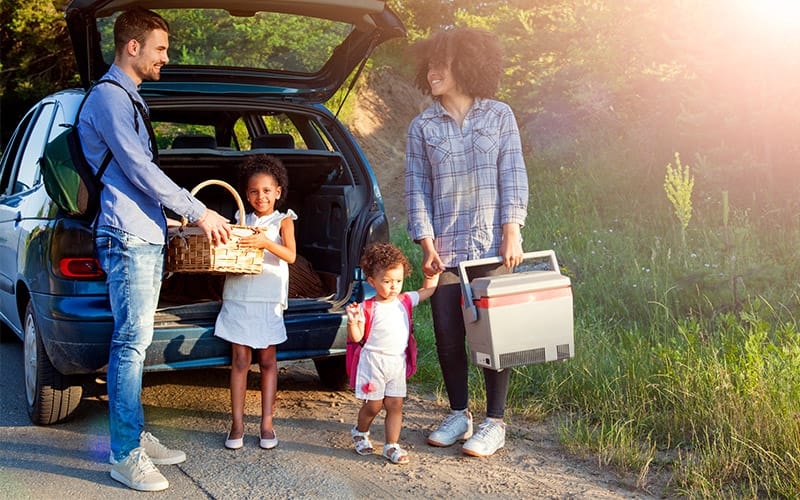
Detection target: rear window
<box><xmin>151</xmin><ymin>110</ymin><xmax>320</xmax><ymax>151</ymax></box>
<box><xmin>97</xmin><ymin>9</ymin><xmax>353</xmax><ymax>74</ymax></box>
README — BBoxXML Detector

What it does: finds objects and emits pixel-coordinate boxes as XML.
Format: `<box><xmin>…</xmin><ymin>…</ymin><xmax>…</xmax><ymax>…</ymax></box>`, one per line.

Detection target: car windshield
<box><xmin>97</xmin><ymin>9</ymin><xmax>354</xmax><ymax>74</ymax></box>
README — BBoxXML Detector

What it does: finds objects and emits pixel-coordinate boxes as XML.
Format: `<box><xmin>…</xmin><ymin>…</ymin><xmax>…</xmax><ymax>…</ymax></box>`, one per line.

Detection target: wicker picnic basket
<box><xmin>166</xmin><ymin>179</ymin><xmax>263</xmax><ymax>274</ymax></box>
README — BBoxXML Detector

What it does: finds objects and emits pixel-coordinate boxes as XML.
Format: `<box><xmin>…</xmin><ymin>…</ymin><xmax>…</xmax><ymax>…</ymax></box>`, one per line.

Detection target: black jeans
<box><xmin>430</xmin><ymin>265</ymin><xmax>511</xmax><ymax>419</ymax></box>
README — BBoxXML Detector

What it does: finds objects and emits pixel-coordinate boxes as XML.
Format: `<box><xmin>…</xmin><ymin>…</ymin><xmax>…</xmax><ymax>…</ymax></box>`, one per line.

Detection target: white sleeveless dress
<box><xmin>213</xmin><ymin>209</ymin><xmax>297</xmax><ymax>349</ymax></box>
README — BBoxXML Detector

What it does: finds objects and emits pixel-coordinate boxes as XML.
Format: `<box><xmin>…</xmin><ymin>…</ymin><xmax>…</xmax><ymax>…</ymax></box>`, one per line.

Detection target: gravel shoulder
<box><xmin>1</xmin><ymin>336</ymin><xmax>661</xmax><ymax>498</ymax></box>
<box><xmin>136</xmin><ymin>362</ymin><xmax>661</xmax><ymax>499</ymax></box>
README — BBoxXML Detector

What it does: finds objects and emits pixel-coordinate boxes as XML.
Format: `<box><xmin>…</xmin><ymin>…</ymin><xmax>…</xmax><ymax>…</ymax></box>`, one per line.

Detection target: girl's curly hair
<box><xmin>412</xmin><ymin>27</ymin><xmax>503</xmax><ymax>99</ymax></box>
<box><xmin>238</xmin><ymin>154</ymin><xmax>289</xmax><ymax>209</ymax></box>
<box><xmin>360</xmin><ymin>243</ymin><xmax>411</xmax><ymax>279</ymax></box>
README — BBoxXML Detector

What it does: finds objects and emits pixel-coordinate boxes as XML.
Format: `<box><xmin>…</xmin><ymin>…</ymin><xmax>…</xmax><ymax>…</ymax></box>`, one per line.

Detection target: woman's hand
<box><xmin>420</xmin><ymin>237</ymin><xmax>445</xmax><ymax>277</ymax></box>
<box><xmin>499</xmin><ymin>223</ymin><xmax>524</xmax><ymax>268</ymax></box>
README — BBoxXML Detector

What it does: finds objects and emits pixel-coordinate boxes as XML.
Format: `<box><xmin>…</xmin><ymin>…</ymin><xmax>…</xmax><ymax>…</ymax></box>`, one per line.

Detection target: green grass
<box><xmin>394</xmin><ymin>149</ymin><xmax>800</xmax><ymax>497</ymax></box>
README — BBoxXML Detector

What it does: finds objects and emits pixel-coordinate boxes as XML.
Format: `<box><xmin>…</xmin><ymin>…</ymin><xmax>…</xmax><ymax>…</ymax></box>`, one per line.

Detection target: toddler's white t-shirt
<box><xmin>360</xmin><ymin>291</ymin><xmax>420</xmax><ymax>356</ymax></box>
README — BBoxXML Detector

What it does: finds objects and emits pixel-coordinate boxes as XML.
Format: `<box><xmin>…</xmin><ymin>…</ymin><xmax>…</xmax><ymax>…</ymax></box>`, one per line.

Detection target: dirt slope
<box><xmin>349</xmin><ymin>70</ymin><xmax>428</xmax><ymax>228</ymax></box>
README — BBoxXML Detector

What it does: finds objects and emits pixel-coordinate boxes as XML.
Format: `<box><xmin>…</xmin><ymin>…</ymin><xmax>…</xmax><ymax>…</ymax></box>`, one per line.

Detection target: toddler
<box><xmin>346</xmin><ymin>242</ymin><xmax>438</xmax><ymax>464</ymax></box>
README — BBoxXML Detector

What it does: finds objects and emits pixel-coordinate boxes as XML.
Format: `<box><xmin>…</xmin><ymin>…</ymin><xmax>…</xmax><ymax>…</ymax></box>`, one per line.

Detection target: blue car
<box><xmin>0</xmin><ymin>0</ymin><xmax>404</xmax><ymax>424</ymax></box>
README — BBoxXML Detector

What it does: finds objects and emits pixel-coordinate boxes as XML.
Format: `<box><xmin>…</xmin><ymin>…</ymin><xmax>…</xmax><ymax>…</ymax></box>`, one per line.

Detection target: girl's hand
<box><xmin>346</xmin><ymin>302</ymin><xmax>364</xmax><ymax>343</ymax></box>
<box><xmin>346</xmin><ymin>302</ymin><xmax>361</xmax><ymax>324</ymax></box>
<box><xmin>237</xmin><ymin>230</ymin><xmax>267</xmax><ymax>249</ymax></box>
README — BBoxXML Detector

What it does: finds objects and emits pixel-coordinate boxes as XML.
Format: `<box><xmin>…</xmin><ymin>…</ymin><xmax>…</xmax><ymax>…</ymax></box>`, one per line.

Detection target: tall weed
<box><xmin>395</xmin><ymin>147</ymin><xmax>800</xmax><ymax>496</ymax></box>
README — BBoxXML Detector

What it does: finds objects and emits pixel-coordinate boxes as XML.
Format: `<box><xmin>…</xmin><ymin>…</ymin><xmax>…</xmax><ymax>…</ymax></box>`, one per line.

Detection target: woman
<box><xmin>405</xmin><ymin>27</ymin><xmax>529</xmax><ymax>458</ymax></box>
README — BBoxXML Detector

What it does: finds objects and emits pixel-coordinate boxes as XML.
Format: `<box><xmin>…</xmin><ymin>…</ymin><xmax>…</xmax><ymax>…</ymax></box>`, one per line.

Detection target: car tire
<box><xmin>23</xmin><ymin>300</ymin><xmax>82</xmax><ymax>425</ymax></box>
<box><xmin>313</xmin><ymin>356</ymin><xmax>348</xmax><ymax>390</ymax></box>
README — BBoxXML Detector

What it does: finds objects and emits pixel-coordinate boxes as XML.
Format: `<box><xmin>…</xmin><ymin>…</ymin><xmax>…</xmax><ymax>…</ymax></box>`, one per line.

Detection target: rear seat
<box><xmin>251</xmin><ymin>133</ymin><xmax>295</xmax><ymax>149</ymax></box>
<box><xmin>171</xmin><ymin>134</ymin><xmax>217</xmax><ymax>149</ymax></box>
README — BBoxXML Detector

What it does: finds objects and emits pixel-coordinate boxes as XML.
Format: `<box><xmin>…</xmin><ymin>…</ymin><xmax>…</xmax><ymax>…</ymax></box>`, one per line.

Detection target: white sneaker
<box><xmin>110</xmin><ymin>447</ymin><xmax>169</xmax><ymax>492</ymax></box>
<box><xmin>109</xmin><ymin>431</ymin><xmax>186</xmax><ymax>465</ymax></box>
<box><xmin>427</xmin><ymin>410</ymin><xmax>473</xmax><ymax>447</ymax></box>
<box><xmin>462</xmin><ymin>418</ymin><xmax>506</xmax><ymax>457</ymax></box>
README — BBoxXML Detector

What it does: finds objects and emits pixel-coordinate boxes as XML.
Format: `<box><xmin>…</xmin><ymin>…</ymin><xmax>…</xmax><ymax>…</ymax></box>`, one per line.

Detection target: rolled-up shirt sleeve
<box><xmin>405</xmin><ymin>118</ymin><xmax>435</xmax><ymax>242</ymax></box>
<box><xmin>497</xmin><ymin>107</ymin><xmax>529</xmax><ymax>227</ymax></box>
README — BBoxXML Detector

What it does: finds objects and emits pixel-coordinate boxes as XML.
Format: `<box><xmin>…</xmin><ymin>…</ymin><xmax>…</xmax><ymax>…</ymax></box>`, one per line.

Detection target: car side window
<box><xmin>0</xmin><ymin>107</ymin><xmax>37</xmax><ymax>197</ymax></box>
<box><xmin>13</xmin><ymin>102</ymin><xmax>55</xmax><ymax>194</ymax></box>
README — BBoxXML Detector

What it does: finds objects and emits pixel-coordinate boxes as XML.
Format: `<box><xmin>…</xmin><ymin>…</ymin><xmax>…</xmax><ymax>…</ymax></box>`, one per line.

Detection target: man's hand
<box><xmin>194</xmin><ymin>209</ymin><xmax>232</xmax><ymax>246</ymax></box>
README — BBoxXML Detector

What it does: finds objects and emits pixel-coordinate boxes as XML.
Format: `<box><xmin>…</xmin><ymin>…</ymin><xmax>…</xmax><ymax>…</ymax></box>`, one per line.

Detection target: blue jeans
<box><xmin>95</xmin><ymin>226</ymin><xmax>164</xmax><ymax>461</ymax></box>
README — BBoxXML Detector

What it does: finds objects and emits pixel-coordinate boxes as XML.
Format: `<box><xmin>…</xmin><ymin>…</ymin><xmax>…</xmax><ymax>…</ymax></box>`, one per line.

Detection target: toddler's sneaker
<box><xmin>427</xmin><ymin>409</ymin><xmax>473</xmax><ymax>447</ymax></box>
<box><xmin>462</xmin><ymin>418</ymin><xmax>506</xmax><ymax>457</ymax></box>
<box><xmin>110</xmin><ymin>447</ymin><xmax>169</xmax><ymax>492</ymax></box>
<box><xmin>109</xmin><ymin>431</ymin><xmax>186</xmax><ymax>465</ymax></box>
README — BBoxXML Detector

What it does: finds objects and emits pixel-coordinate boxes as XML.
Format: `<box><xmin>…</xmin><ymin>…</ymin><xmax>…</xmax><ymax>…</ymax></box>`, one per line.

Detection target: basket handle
<box><xmin>458</xmin><ymin>250</ymin><xmax>560</xmax><ymax>323</ymax></box>
<box><xmin>181</xmin><ymin>179</ymin><xmax>245</xmax><ymax>226</ymax></box>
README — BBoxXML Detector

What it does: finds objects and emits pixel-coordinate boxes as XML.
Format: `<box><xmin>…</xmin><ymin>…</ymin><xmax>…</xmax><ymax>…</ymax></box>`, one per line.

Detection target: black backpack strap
<box><xmin>96</xmin><ymin>79</ymin><xmax>159</xmax><ymax>165</ymax></box>
<box><xmin>81</xmin><ymin>79</ymin><xmax>150</xmax><ymax>183</ymax></box>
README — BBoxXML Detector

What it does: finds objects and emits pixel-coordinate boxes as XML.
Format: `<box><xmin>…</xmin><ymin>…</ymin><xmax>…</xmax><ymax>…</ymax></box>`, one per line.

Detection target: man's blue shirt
<box><xmin>78</xmin><ymin>65</ymin><xmax>205</xmax><ymax>244</ymax></box>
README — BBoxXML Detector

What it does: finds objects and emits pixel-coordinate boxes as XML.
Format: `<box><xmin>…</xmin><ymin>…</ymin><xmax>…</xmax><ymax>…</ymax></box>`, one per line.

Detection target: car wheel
<box><xmin>23</xmin><ymin>300</ymin><xmax>82</xmax><ymax>425</ymax></box>
<box><xmin>313</xmin><ymin>356</ymin><xmax>348</xmax><ymax>390</ymax></box>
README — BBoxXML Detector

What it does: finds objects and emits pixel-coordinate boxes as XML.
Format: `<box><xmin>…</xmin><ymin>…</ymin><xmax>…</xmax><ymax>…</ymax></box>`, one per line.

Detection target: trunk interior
<box><xmin>154</xmin><ymin>149</ymin><xmax>359</xmax><ymax>319</ymax></box>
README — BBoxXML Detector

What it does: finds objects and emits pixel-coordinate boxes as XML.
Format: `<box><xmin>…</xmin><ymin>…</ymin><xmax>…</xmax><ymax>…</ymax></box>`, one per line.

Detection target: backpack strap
<box><xmin>399</xmin><ymin>293</ymin><xmax>414</xmax><ymax>334</ymax></box>
<box><xmin>78</xmin><ymin>79</ymin><xmax>154</xmax><ymax>184</ymax></box>
<box><xmin>360</xmin><ymin>297</ymin><xmax>376</xmax><ymax>346</ymax></box>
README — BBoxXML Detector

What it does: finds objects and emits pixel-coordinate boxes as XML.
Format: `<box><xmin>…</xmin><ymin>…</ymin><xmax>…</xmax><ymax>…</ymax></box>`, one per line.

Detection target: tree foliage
<box><xmin>1</xmin><ymin>0</ymin><xmax>76</xmax><ymax>143</ymax></box>
<box><xmin>3</xmin><ymin>0</ymin><xmax>800</xmax><ymax>211</ymax></box>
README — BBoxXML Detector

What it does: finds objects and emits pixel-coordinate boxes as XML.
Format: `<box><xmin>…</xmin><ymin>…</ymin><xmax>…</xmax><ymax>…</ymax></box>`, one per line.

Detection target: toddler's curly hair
<box><xmin>360</xmin><ymin>243</ymin><xmax>411</xmax><ymax>279</ymax></box>
<box><xmin>412</xmin><ymin>27</ymin><xmax>503</xmax><ymax>99</ymax></box>
<box><xmin>238</xmin><ymin>154</ymin><xmax>289</xmax><ymax>209</ymax></box>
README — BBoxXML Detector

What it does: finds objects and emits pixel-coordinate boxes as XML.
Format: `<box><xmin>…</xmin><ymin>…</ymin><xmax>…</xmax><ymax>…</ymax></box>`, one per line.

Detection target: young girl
<box><xmin>214</xmin><ymin>154</ymin><xmax>296</xmax><ymax>450</ymax></box>
<box><xmin>346</xmin><ymin>243</ymin><xmax>438</xmax><ymax>464</ymax></box>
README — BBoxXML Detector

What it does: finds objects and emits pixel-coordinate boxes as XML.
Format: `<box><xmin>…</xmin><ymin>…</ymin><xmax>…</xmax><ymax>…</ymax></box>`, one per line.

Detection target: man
<box><xmin>78</xmin><ymin>7</ymin><xmax>232</xmax><ymax>492</ymax></box>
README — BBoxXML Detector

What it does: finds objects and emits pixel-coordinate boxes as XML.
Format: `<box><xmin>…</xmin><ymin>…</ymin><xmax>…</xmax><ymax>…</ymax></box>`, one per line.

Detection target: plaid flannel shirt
<box><xmin>405</xmin><ymin>98</ymin><xmax>529</xmax><ymax>267</ymax></box>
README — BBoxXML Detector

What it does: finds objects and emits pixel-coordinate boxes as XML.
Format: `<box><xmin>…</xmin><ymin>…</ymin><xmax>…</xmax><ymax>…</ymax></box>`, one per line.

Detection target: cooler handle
<box><xmin>458</xmin><ymin>250</ymin><xmax>560</xmax><ymax>323</ymax></box>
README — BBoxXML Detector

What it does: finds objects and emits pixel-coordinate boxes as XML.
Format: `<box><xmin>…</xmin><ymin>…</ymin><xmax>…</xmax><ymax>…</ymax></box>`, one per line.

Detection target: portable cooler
<box><xmin>458</xmin><ymin>250</ymin><xmax>574</xmax><ymax>370</ymax></box>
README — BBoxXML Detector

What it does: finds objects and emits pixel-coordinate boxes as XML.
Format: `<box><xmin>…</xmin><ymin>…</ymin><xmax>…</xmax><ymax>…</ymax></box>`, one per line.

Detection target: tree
<box><xmin>1</xmin><ymin>0</ymin><xmax>76</xmax><ymax>145</ymax></box>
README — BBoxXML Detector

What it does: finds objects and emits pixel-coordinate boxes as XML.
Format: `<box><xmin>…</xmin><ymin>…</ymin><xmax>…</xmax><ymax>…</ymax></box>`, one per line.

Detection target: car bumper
<box><xmin>31</xmin><ymin>293</ymin><xmax>347</xmax><ymax>375</ymax></box>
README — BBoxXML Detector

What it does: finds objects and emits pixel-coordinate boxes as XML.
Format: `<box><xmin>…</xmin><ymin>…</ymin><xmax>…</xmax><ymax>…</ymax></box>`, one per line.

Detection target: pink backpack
<box><xmin>345</xmin><ymin>293</ymin><xmax>418</xmax><ymax>389</ymax></box>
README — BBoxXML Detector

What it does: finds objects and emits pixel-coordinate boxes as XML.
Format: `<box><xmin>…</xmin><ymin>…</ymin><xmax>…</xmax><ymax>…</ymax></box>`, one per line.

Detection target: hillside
<box><xmin>349</xmin><ymin>70</ymin><xmax>430</xmax><ymax>229</ymax></box>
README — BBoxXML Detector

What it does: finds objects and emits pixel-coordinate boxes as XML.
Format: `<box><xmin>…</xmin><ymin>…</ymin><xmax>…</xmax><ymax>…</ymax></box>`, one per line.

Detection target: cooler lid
<box><xmin>470</xmin><ymin>271</ymin><xmax>571</xmax><ymax>299</ymax></box>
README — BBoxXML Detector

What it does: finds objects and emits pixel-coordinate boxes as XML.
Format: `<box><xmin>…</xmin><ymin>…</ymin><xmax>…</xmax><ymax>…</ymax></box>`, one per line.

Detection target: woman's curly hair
<box><xmin>360</xmin><ymin>243</ymin><xmax>411</xmax><ymax>279</ymax></box>
<box><xmin>238</xmin><ymin>154</ymin><xmax>289</xmax><ymax>209</ymax></box>
<box><xmin>412</xmin><ymin>27</ymin><xmax>503</xmax><ymax>99</ymax></box>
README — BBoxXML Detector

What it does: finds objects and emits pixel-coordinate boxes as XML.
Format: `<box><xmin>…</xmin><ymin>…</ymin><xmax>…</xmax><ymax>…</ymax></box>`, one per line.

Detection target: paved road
<box><xmin>0</xmin><ymin>336</ymin><xmax>351</xmax><ymax>499</ymax></box>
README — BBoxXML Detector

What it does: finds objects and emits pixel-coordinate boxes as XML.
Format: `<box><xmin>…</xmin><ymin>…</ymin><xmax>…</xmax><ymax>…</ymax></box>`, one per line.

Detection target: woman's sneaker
<box><xmin>110</xmin><ymin>447</ymin><xmax>169</xmax><ymax>492</ymax></box>
<box><xmin>427</xmin><ymin>410</ymin><xmax>473</xmax><ymax>447</ymax></box>
<box><xmin>462</xmin><ymin>419</ymin><xmax>506</xmax><ymax>457</ymax></box>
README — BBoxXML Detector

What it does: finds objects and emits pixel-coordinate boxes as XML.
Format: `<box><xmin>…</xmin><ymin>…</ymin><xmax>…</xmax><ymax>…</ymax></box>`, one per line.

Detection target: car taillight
<box><xmin>51</xmin><ymin>218</ymin><xmax>105</xmax><ymax>281</ymax></box>
<box><xmin>59</xmin><ymin>258</ymin><xmax>105</xmax><ymax>278</ymax></box>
